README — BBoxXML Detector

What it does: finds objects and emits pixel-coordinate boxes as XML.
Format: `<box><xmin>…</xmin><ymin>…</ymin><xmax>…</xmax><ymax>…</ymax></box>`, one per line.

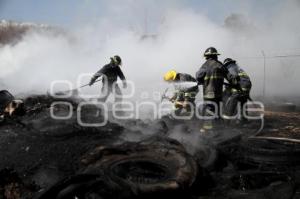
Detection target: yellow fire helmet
<box><xmin>164</xmin><ymin>70</ymin><xmax>177</xmax><ymax>82</ymax></box>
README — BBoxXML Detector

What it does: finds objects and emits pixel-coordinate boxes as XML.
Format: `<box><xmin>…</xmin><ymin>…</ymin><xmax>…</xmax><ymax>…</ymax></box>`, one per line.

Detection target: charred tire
<box><xmin>0</xmin><ymin>90</ymin><xmax>14</xmax><ymax>114</ymax></box>
<box><xmin>194</xmin><ymin>146</ymin><xmax>218</xmax><ymax>170</ymax></box>
<box><xmin>238</xmin><ymin>139</ymin><xmax>300</xmax><ymax>167</ymax></box>
<box><xmin>36</xmin><ymin>174</ymin><xmax>99</xmax><ymax>199</ymax></box>
<box><xmin>81</xmin><ymin>136</ymin><xmax>198</xmax><ymax>197</ymax></box>
<box><xmin>36</xmin><ymin>174</ymin><xmax>131</xmax><ymax>199</ymax></box>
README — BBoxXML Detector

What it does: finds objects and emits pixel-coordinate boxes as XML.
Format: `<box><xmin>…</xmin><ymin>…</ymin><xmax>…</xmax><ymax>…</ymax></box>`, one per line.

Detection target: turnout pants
<box><xmin>99</xmin><ymin>83</ymin><xmax>122</xmax><ymax>103</ymax></box>
<box><xmin>224</xmin><ymin>92</ymin><xmax>249</xmax><ymax>120</ymax></box>
<box><xmin>202</xmin><ymin>98</ymin><xmax>222</xmax><ymax>130</ymax></box>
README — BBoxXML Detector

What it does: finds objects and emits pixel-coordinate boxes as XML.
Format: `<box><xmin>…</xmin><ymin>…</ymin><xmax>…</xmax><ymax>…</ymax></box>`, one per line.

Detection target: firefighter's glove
<box><xmin>89</xmin><ymin>79</ymin><xmax>95</xmax><ymax>86</ymax></box>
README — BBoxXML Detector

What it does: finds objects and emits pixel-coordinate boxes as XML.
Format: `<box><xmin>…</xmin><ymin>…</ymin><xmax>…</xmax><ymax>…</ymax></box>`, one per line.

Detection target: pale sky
<box><xmin>0</xmin><ymin>0</ymin><xmax>286</xmax><ymax>27</ymax></box>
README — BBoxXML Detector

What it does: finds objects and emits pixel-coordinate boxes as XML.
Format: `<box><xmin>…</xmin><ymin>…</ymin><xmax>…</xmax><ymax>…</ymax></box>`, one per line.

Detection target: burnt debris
<box><xmin>0</xmin><ymin>95</ymin><xmax>299</xmax><ymax>199</ymax></box>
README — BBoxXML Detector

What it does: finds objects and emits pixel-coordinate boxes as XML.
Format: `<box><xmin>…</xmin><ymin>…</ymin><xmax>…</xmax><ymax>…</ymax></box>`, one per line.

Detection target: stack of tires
<box><xmin>37</xmin><ymin>137</ymin><xmax>199</xmax><ymax>199</ymax></box>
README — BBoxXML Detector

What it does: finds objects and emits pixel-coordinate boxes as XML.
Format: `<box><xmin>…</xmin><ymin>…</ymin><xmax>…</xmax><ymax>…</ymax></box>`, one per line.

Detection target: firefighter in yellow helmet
<box><xmin>163</xmin><ymin>70</ymin><xmax>199</xmax><ymax>116</ymax></box>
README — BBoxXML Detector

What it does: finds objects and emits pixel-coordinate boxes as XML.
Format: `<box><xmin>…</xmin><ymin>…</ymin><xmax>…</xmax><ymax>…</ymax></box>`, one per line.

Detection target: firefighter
<box><xmin>163</xmin><ymin>70</ymin><xmax>199</xmax><ymax>116</ymax></box>
<box><xmin>196</xmin><ymin>47</ymin><xmax>226</xmax><ymax>132</ymax></box>
<box><xmin>89</xmin><ymin>55</ymin><xmax>127</xmax><ymax>103</ymax></box>
<box><xmin>223</xmin><ymin>58</ymin><xmax>252</xmax><ymax>122</ymax></box>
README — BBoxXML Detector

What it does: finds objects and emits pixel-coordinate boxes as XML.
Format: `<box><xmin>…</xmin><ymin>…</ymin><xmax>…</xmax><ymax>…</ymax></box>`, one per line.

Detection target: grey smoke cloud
<box><xmin>0</xmin><ymin>0</ymin><xmax>299</xmax><ymax>101</ymax></box>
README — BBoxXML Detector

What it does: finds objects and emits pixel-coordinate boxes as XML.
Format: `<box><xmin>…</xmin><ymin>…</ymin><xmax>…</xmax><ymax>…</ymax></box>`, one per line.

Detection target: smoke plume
<box><xmin>0</xmin><ymin>0</ymin><xmax>299</xmax><ymax>101</ymax></box>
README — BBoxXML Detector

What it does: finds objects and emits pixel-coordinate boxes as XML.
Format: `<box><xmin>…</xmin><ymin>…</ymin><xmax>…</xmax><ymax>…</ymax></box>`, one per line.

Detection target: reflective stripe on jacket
<box><xmin>226</xmin><ymin>62</ymin><xmax>252</xmax><ymax>93</ymax></box>
<box><xmin>196</xmin><ymin>58</ymin><xmax>226</xmax><ymax>99</ymax></box>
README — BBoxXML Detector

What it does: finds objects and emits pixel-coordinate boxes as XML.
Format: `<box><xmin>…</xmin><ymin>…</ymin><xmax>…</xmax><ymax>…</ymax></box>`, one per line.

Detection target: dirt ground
<box><xmin>260</xmin><ymin>111</ymin><xmax>300</xmax><ymax>139</ymax></box>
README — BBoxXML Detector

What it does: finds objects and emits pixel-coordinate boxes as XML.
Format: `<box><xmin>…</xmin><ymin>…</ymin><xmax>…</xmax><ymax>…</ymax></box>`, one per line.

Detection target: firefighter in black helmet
<box><xmin>196</xmin><ymin>47</ymin><xmax>226</xmax><ymax>132</ymax></box>
<box><xmin>223</xmin><ymin>58</ymin><xmax>252</xmax><ymax>122</ymax></box>
<box><xmin>89</xmin><ymin>55</ymin><xmax>127</xmax><ymax>103</ymax></box>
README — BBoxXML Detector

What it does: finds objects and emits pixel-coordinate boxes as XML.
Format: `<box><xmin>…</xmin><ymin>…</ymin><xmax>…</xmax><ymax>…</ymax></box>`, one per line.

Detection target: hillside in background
<box><xmin>0</xmin><ymin>20</ymin><xmax>63</xmax><ymax>45</ymax></box>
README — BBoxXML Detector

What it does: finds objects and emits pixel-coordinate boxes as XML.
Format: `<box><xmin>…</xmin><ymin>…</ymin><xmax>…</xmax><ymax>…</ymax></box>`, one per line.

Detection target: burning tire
<box><xmin>81</xmin><ymin>136</ymin><xmax>198</xmax><ymax>197</ymax></box>
<box><xmin>238</xmin><ymin>138</ymin><xmax>300</xmax><ymax>167</ymax></box>
<box><xmin>194</xmin><ymin>146</ymin><xmax>218</xmax><ymax>170</ymax></box>
<box><xmin>0</xmin><ymin>90</ymin><xmax>25</xmax><ymax>118</ymax></box>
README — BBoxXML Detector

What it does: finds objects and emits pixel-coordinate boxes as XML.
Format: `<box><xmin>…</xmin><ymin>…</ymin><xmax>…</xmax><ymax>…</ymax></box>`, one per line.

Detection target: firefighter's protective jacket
<box><xmin>91</xmin><ymin>62</ymin><xmax>126</xmax><ymax>86</ymax></box>
<box><xmin>196</xmin><ymin>58</ymin><xmax>226</xmax><ymax>99</ymax></box>
<box><xmin>226</xmin><ymin>62</ymin><xmax>252</xmax><ymax>93</ymax></box>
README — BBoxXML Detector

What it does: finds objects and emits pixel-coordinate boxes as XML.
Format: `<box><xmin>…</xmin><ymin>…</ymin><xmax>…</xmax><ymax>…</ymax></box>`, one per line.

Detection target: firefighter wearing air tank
<box><xmin>196</xmin><ymin>47</ymin><xmax>227</xmax><ymax>132</ymax></box>
<box><xmin>223</xmin><ymin>58</ymin><xmax>252</xmax><ymax>121</ymax></box>
<box><xmin>89</xmin><ymin>55</ymin><xmax>127</xmax><ymax>103</ymax></box>
<box><xmin>164</xmin><ymin>70</ymin><xmax>199</xmax><ymax>115</ymax></box>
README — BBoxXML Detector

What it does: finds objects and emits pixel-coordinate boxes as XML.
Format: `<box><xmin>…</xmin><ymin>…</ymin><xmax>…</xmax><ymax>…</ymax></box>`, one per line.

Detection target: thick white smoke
<box><xmin>0</xmin><ymin>0</ymin><xmax>299</xmax><ymax>102</ymax></box>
